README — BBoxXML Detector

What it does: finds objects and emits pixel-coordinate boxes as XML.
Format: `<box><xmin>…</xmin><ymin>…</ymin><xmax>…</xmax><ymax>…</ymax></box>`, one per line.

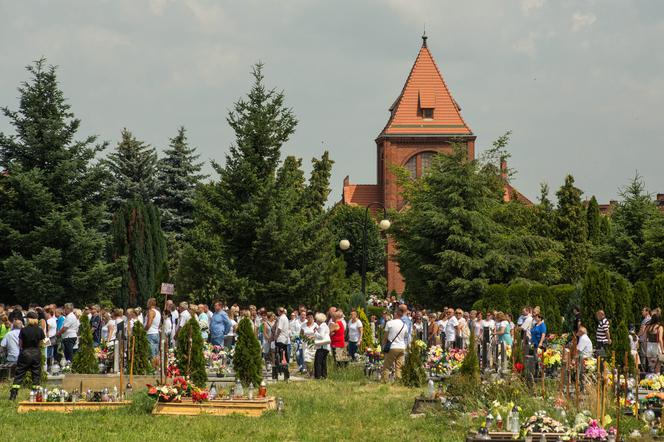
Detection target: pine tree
<box><xmin>611</xmin><ymin>320</ymin><xmax>632</xmax><ymax>370</ymax></box>
<box><xmin>72</xmin><ymin>315</ymin><xmax>99</xmax><ymax>374</ymax></box>
<box><xmin>610</xmin><ymin>273</ymin><xmax>633</xmax><ymax>327</ymax></box>
<box><xmin>110</xmin><ymin>200</ymin><xmax>167</xmax><ymax>307</ymax></box>
<box><xmin>586</xmin><ymin>196</ymin><xmax>602</xmax><ymax>245</ymax></box>
<box><xmin>178</xmin><ymin>64</ymin><xmax>347</xmax><ymax>308</ymax></box>
<box><xmin>130</xmin><ymin>321</ymin><xmax>153</xmax><ymax>376</ymax></box>
<box><xmin>105</xmin><ymin>129</ymin><xmax>158</xmax><ymax>212</ymax></box>
<box><xmin>357</xmin><ymin>307</ymin><xmax>373</xmax><ymax>350</ymax></box>
<box><xmin>0</xmin><ymin>59</ymin><xmax>116</xmax><ymax>305</ymax></box>
<box><xmin>233</xmin><ymin>317</ymin><xmax>263</xmax><ymax>387</ymax></box>
<box><xmin>401</xmin><ymin>340</ymin><xmax>427</xmax><ymax>387</ymax></box>
<box><xmin>554</xmin><ymin>175</ymin><xmax>589</xmax><ymax>283</ymax></box>
<box><xmin>534</xmin><ymin>183</ymin><xmax>555</xmax><ymax>238</ymax></box>
<box><xmin>155</xmin><ymin>126</ymin><xmax>206</xmax><ymax>239</ymax></box>
<box><xmin>174</xmin><ymin>318</ymin><xmax>207</xmax><ymax>386</ymax></box>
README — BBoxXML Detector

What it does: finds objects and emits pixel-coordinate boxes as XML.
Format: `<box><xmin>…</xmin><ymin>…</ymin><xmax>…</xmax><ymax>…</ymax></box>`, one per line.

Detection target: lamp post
<box><xmin>339</xmin><ymin>202</ymin><xmax>390</xmax><ymax>299</ymax></box>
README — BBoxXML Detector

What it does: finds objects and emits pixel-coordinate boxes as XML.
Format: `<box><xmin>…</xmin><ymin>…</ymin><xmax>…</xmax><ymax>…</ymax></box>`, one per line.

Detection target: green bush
<box><xmin>366</xmin><ymin>306</ymin><xmax>386</xmax><ymax>319</ymax></box>
<box><xmin>130</xmin><ymin>321</ymin><xmax>153</xmax><ymax>376</ymax></box>
<box><xmin>233</xmin><ymin>317</ymin><xmax>263</xmax><ymax>388</ymax></box>
<box><xmin>459</xmin><ymin>332</ymin><xmax>479</xmax><ymax>381</ymax></box>
<box><xmin>633</xmin><ymin>281</ymin><xmax>650</xmax><ymax>325</ymax></box>
<box><xmin>72</xmin><ymin>315</ymin><xmax>99</xmax><ymax>374</ymax></box>
<box><xmin>507</xmin><ymin>283</ymin><xmax>531</xmax><ymax>319</ymax></box>
<box><xmin>128</xmin><ymin>389</ymin><xmax>156</xmax><ymax>414</ymax></box>
<box><xmin>401</xmin><ymin>340</ymin><xmax>426</xmax><ymax>388</ymax></box>
<box><xmin>357</xmin><ymin>307</ymin><xmax>373</xmax><ymax>350</ymax></box>
<box><xmin>175</xmin><ymin>317</ymin><xmax>207</xmax><ymax>386</ymax></box>
<box><xmin>485</xmin><ymin>284</ymin><xmax>509</xmax><ymax>313</ymax></box>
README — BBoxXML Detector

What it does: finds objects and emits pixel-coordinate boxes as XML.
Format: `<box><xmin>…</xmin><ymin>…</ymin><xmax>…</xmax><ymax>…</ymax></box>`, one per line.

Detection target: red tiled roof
<box><xmin>380</xmin><ymin>38</ymin><xmax>473</xmax><ymax>137</ymax></box>
<box><xmin>342</xmin><ymin>178</ymin><xmax>382</xmax><ymax>207</ymax></box>
<box><xmin>504</xmin><ymin>183</ymin><xmax>533</xmax><ymax>205</ymax></box>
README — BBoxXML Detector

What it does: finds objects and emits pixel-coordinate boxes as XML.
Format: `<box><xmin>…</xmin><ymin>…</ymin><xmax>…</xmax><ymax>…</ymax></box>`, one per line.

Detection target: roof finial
<box><xmin>422</xmin><ymin>24</ymin><xmax>427</xmax><ymax>47</ymax></box>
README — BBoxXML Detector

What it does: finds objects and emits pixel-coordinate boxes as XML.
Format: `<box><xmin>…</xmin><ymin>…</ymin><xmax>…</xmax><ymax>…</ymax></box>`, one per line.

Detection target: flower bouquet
<box><xmin>583</xmin><ymin>419</ymin><xmax>611</xmax><ymax>440</ymax></box>
<box><xmin>425</xmin><ymin>345</ymin><xmax>445</xmax><ymax>375</ymax></box>
<box><xmin>191</xmin><ymin>387</ymin><xmax>209</xmax><ymax>403</ymax></box>
<box><xmin>641</xmin><ymin>374</ymin><xmax>664</xmax><ymax>391</ymax></box>
<box><xmin>147</xmin><ymin>384</ymin><xmax>181</xmax><ymax>403</ymax></box>
<box><xmin>541</xmin><ymin>348</ymin><xmax>562</xmax><ymax>368</ymax></box>
<box><xmin>521</xmin><ymin>410</ymin><xmax>569</xmax><ymax>435</ymax></box>
<box><xmin>46</xmin><ymin>388</ymin><xmax>70</xmax><ymax>402</ymax></box>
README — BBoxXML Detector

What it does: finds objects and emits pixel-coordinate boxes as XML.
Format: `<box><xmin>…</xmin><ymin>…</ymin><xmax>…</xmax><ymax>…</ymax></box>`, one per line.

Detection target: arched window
<box><xmin>404</xmin><ymin>151</ymin><xmax>438</xmax><ymax>179</ymax></box>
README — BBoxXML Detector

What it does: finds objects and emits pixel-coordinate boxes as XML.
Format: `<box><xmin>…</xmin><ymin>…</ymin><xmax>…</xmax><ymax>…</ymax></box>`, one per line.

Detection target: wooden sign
<box><xmin>160</xmin><ymin>283</ymin><xmax>175</xmax><ymax>295</ymax></box>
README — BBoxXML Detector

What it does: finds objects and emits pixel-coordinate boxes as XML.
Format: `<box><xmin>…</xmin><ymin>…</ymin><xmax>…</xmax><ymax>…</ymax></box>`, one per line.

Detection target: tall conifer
<box><xmin>554</xmin><ymin>175</ymin><xmax>589</xmax><ymax>283</ymax></box>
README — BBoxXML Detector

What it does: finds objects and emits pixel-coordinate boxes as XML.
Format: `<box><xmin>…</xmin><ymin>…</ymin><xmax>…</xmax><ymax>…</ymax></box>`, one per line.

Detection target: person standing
<box><xmin>145</xmin><ymin>298</ymin><xmax>161</xmax><ymax>358</ymax></box>
<box><xmin>89</xmin><ymin>305</ymin><xmax>102</xmax><ymax>347</ymax></box>
<box><xmin>444</xmin><ymin>308</ymin><xmax>458</xmax><ymax>350</ymax></box>
<box><xmin>9</xmin><ymin>312</ymin><xmax>45</xmax><ymax>400</ymax></box>
<box><xmin>197</xmin><ymin>304</ymin><xmax>210</xmax><ymax>342</ymax></box>
<box><xmin>209</xmin><ymin>301</ymin><xmax>232</xmax><ymax>348</ymax></box>
<box><xmin>45</xmin><ymin>308</ymin><xmax>57</xmax><ymax>368</ymax></box>
<box><xmin>576</xmin><ymin>326</ymin><xmax>594</xmax><ymax>358</ymax></box>
<box><xmin>56</xmin><ymin>303</ymin><xmax>79</xmax><ymax>362</ymax></box>
<box><xmin>274</xmin><ymin>307</ymin><xmax>290</xmax><ymax>380</ymax></box>
<box><xmin>596</xmin><ymin>310</ymin><xmax>611</xmax><ymax>352</ymax></box>
<box><xmin>313</xmin><ymin>313</ymin><xmax>330</xmax><ymax>379</ymax></box>
<box><xmin>645</xmin><ymin>314</ymin><xmax>664</xmax><ymax>374</ymax></box>
<box><xmin>381</xmin><ymin>309</ymin><xmax>407</xmax><ymax>382</ymax></box>
<box><xmin>1</xmin><ymin>320</ymin><xmax>22</xmax><ymax>365</ymax></box>
<box><xmin>289</xmin><ymin>311</ymin><xmax>303</xmax><ymax>371</ymax></box>
<box><xmin>399</xmin><ymin>304</ymin><xmax>412</xmax><ymax>348</ymax></box>
<box><xmin>329</xmin><ymin>311</ymin><xmax>346</xmax><ymax>365</ymax></box>
<box><xmin>347</xmin><ymin>310</ymin><xmax>363</xmax><ymax>361</ymax></box>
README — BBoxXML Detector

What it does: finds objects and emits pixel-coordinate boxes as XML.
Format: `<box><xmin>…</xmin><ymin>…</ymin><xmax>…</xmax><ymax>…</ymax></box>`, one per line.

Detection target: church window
<box><xmin>404</xmin><ymin>152</ymin><xmax>437</xmax><ymax>179</ymax></box>
<box><xmin>422</xmin><ymin>108</ymin><xmax>434</xmax><ymax>119</ymax></box>
<box><xmin>420</xmin><ymin>152</ymin><xmax>434</xmax><ymax>175</ymax></box>
<box><xmin>405</xmin><ymin>156</ymin><xmax>417</xmax><ymax>178</ymax></box>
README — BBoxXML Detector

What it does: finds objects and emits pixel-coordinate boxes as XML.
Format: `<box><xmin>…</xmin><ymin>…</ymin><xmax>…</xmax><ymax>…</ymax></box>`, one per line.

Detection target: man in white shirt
<box><xmin>576</xmin><ymin>326</ymin><xmax>593</xmax><ymax>358</ymax></box>
<box><xmin>56</xmin><ymin>303</ymin><xmax>80</xmax><ymax>362</ymax></box>
<box><xmin>175</xmin><ymin>302</ymin><xmax>191</xmax><ymax>338</ymax></box>
<box><xmin>381</xmin><ymin>309</ymin><xmax>408</xmax><ymax>381</ymax></box>
<box><xmin>274</xmin><ymin>307</ymin><xmax>290</xmax><ymax>380</ymax></box>
<box><xmin>0</xmin><ymin>321</ymin><xmax>22</xmax><ymax>363</ymax></box>
<box><xmin>445</xmin><ymin>308</ymin><xmax>458</xmax><ymax>350</ymax></box>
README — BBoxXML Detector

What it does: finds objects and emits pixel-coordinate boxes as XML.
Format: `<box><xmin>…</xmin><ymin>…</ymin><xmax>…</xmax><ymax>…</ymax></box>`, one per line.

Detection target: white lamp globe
<box><xmin>379</xmin><ymin>219</ymin><xmax>391</xmax><ymax>231</ymax></box>
<box><xmin>339</xmin><ymin>239</ymin><xmax>351</xmax><ymax>251</ymax></box>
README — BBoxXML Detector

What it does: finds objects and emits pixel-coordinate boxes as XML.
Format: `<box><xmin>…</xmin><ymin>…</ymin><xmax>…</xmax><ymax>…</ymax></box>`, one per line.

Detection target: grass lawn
<box><xmin>0</xmin><ymin>366</ymin><xmax>465</xmax><ymax>442</ymax></box>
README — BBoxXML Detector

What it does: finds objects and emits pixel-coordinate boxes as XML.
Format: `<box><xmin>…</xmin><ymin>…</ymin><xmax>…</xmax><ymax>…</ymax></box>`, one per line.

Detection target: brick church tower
<box><xmin>342</xmin><ymin>34</ymin><xmax>476</xmax><ymax>295</ymax></box>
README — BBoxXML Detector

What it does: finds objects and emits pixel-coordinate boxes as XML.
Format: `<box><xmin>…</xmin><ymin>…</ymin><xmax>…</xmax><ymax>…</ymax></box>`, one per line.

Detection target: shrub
<box><xmin>72</xmin><ymin>315</ymin><xmax>98</xmax><ymax>374</ymax></box>
<box><xmin>175</xmin><ymin>318</ymin><xmax>207</xmax><ymax>386</ymax></box>
<box><xmin>234</xmin><ymin>317</ymin><xmax>263</xmax><ymax>388</ymax></box>
<box><xmin>130</xmin><ymin>321</ymin><xmax>153</xmax><ymax>376</ymax></box>
<box><xmin>357</xmin><ymin>307</ymin><xmax>373</xmax><ymax>350</ymax></box>
<box><xmin>459</xmin><ymin>332</ymin><xmax>479</xmax><ymax>381</ymax></box>
<box><xmin>366</xmin><ymin>305</ymin><xmax>386</xmax><ymax>319</ymax></box>
<box><xmin>401</xmin><ymin>340</ymin><xmax>426</xmax><ymax>388</ymax></box>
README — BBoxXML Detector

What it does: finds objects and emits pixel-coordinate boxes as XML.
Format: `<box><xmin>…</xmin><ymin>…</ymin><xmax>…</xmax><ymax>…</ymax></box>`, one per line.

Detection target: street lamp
<box><xmin>339</xmin><ymin>202</ymin><xmax>390</xmax><ymax>300</ymax></box>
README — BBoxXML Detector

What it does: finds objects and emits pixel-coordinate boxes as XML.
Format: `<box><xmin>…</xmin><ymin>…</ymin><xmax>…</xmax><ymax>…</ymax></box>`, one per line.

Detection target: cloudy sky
<box><xmin>1</xmin><ymin>0</ymin><xmax>663</xmax><ymax>204</ymax></box>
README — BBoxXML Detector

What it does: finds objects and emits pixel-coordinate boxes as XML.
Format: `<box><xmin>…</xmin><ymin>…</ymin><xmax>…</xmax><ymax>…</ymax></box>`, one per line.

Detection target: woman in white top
<box><xmin>313</xmin><ymin>312</ymin><xmax>331</xmax><ymax>379</ymax></box>
<box><xmin>197</xmin><ymin>304</ymin><xmax>209</xmax><ymax>341</ymax></box>
<box><xmin>347</xmin><ymin>310</ymin><xmax>363</xmax><ymax>361</ymax></box>
<box><xmin>145</xmin><ymin>298</ymin><xmax>162</xmax><ymax>358</ymax></box>
<box><xmin>300</xmin><ymin>312</ymin><xmax>317</xmax><ymax>374</ymax></box>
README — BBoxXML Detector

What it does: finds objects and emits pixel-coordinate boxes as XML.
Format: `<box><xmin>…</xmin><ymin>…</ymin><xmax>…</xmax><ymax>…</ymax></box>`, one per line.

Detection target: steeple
<box><xmin>379</xmin><ymin>36</ymin><xmax>472</xmax><ymax>137</ymax></box>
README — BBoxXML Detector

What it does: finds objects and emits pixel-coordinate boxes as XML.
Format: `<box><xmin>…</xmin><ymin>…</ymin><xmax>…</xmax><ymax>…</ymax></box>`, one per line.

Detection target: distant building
<box><xmin>341</xmin><ymin>35</ymin><xmax>528</xmax><ymax>295</ymax></box>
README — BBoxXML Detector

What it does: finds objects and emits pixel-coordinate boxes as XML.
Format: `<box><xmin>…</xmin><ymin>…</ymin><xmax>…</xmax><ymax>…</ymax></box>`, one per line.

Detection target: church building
<box><xmin>341</xmin><ymin>35</ymin><xmax>478</xmax><ymax>295</ymax></box>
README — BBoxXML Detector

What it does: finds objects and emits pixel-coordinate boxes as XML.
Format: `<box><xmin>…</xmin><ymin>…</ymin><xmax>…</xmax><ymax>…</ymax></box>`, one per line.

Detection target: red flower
<box><xmin>514</xmin><ymin>362</ymin><xmax>524</xmax><ymax>373</ymax></box>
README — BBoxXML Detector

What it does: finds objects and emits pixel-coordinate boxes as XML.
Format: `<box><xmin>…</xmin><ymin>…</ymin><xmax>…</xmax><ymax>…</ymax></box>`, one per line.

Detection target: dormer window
<box><xmin>422</xmin><ymin>108</ymin><xmax>434</xmax><ymax>119</ymax></box>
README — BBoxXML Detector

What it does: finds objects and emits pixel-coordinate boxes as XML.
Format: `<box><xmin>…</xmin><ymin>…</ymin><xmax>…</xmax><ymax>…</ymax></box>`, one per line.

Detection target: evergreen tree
<box><xmin>130</xmin><ymin>321</ymin><xmax>153</xmax><ymax>376</ymax></box>
<box><xmin>485</xmin><ymin>284</ymin><xmax>510</xmax><ymax>313</ymax></box>
<box><xmin>642</xmin><ymin>212</ymin><xmax>664</xmax><ymax>278</ymax></box>
<box><xmin>586</xmin><ymin>196</ymin><xmax>602</xmax><ymax>245</ymax></box>
<box><xmin>610</xmin><ymin>273</ymin><xmax>633</xmax><ymax>328</ymax></box>
<box><xmin>580</xmin><ymin>266</ymin><xmax>613</xmax><ymax>340</ymax></box>
<box><xmin>105</xmin><ymin>129</ymin><xmax>158</xmax><ymax>212</ymax></box>
<box><xmin>0</xmin><ymin>59</ymin><xmax>116</xmax><ymax>305</ymax></box>
<box><xmin>174</xmin><ymin>318</ymin><xmax>207</xmax><ymax>386</ymax></box>
<box><xmin>155</xmin><ymin>126</ymin><xmax>206</xmax><ymax>239</ymax></box>
<box><xmin>554</xmin><ymin>175</ymin><xmax>589</xmax><ymax>283</ymax></box>
<box><xmin>72</xmin><ymin>315</ymin><xmax>98</xmax><ymax>374</ymax></box>
<box><xmin>178</xmin><ymin>64</ymin><xmax>346</xmax><ymax>307</ymax></box>
<box><xmin>534</xmin><ymin>183</ymin><xmax>555</xmax><ymax>238</ymax></box>
<box><xmin>611</xmin><ymin>319</ymin><xmax>632</xmax><ymax>370</ymax></box>
<box><xmin>110</xmin><ymin>200</ymin><xmax>167</xmax><ymax>307</ymax></box>
<box><xmin>357</xmin><ymin>307</ymin><xmax>373</xmax><ymax>350</ymax></box>
<box><xmin>508</xmin><ymin>283</ymin><xmax>531</xmax><ymax>320</ymax></box>
<box><xmin>460</xmin><ymin>332</ymin><xmax>480</xmax><ymax>381</ymax></box>
<box><xmin>601</xmin><ymin>174</ymin><xmax>661</xmax><ymax>282</ymax></box>
<box><xmin>401</xmin><ymin>340</ymin><xmax>427</xmax><ymax>387</ymax></box>
<box><xmin>233</xmin><ymin>317</ymin><xmax>263</xmax><ymax>387</ymax></box>
<box><xmin>651</xmin><ymin>274</ymin><xmax>664</xmax><ymax>310</ymax></box>
<box><xmin>632</xmin><ymin>281</ymin><xmax>650</xmax><ymax>324</ymax></box>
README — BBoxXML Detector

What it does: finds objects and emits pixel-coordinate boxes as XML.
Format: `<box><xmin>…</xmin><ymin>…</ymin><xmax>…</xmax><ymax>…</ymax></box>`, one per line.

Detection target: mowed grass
<box><xmin>0</xmin><ymin>366</ymin><xmax>466</xmax><ymax>442</ymax></box>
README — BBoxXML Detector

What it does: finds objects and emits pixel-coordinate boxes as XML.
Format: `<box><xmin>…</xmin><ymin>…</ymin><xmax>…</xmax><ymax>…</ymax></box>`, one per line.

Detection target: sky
<box><xmin>1</xmin><ymin>0</ymin><xmax>663</xmax><ymax>205</ymax></box>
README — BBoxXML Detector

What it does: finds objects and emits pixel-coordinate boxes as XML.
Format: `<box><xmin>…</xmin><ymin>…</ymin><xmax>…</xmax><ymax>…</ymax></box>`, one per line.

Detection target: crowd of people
<box><xmin>2</xmin><ymin>298</ymin><xmax>663</xmax><ymax>397</ymax></box>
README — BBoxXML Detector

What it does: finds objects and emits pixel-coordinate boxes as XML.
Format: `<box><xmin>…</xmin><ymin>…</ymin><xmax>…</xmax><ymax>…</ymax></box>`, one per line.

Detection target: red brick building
<box><xmin>342</xmin><ymin>35</ymin><xmax>476</xmax><ymax>294</ymax></box>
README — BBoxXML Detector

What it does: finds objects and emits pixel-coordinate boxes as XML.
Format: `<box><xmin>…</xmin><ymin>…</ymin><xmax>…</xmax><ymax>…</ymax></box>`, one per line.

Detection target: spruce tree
<box><xmin>0</xmin><ymin>59</ymin><xmax>115</xmax><ymax>305</ymax></box>
<box><xmin>130</xmin><ymin>321</ymin><xmax>153</xmax><ymax>376</ymax></box>
<box><xmin>110</xmin><ymin>200</ymin><xmax>167</xmax><ymax>307</ymax></box>
<box><xmin>401</xmin><ymin>340</ymin><xmax>427</xmax><ymax>388</ymax></box>
<box><xmin>611</xmin><ymin>320</ymin><xmax>632</xmax><ymax>370</ymax></box>
<box><xmin>72</xmin><ymin>315</ymin><xmax>99</xmax><ymax>374</ymax></box>
<box><xmin>581</xmin><ymin>266</ymin><xmax>613</xmax><ymax>340</ymax></box>
<box><xmin>610</xmin><ymin>273</ymin><xmax>633</xmax><ymax>327</ymax></box>
<box><xmin>586</xmin><ymin>196</ymin><xmax>601</xmax><ymax>245</ymax></box>
<box><xmin>534</xmin><ymin>183</ymin><xmax>555</xmax><ymax>238</ymax></box>
<box><xmin>155</xmin><ymin>126</ymin><xmax>206</xmax><ymax>239</ymax></box>
<box><xmin>105</xmin><ymin>129</ymin><xmax>158</xmax><ymax>212</ymax></box>
<box><xmin>554</xmin><ymin>175</ymin><xmax>589</xmax><ymax>283</ymax></box>
<box><xmin>233</xmin><ymin>317</ymin><xmax>263</xmax><ymax>387</ymax></box>
<box><xmin>174</xmin><ymin>318</ymin><xmax>207</xmax><ymax>386</ymax></box>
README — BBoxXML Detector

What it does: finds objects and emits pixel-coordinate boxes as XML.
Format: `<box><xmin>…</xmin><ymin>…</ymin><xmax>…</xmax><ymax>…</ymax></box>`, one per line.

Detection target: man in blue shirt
<box><xmin>399</xmin><ymin>304</ymin><xmax>412</xmax><ymax>348</ymax></box>
<box><xmin>209</xmin><ymin>301</ymin><xmax>232</xmax><ymax>347</ymax></box>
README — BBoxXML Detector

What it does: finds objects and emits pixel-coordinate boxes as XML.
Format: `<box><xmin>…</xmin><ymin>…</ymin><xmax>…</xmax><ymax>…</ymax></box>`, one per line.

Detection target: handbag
<box><xmin>383</xmin><ymin>322</ymin><xmax>405</xmax><ymax>353</ymax></box>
